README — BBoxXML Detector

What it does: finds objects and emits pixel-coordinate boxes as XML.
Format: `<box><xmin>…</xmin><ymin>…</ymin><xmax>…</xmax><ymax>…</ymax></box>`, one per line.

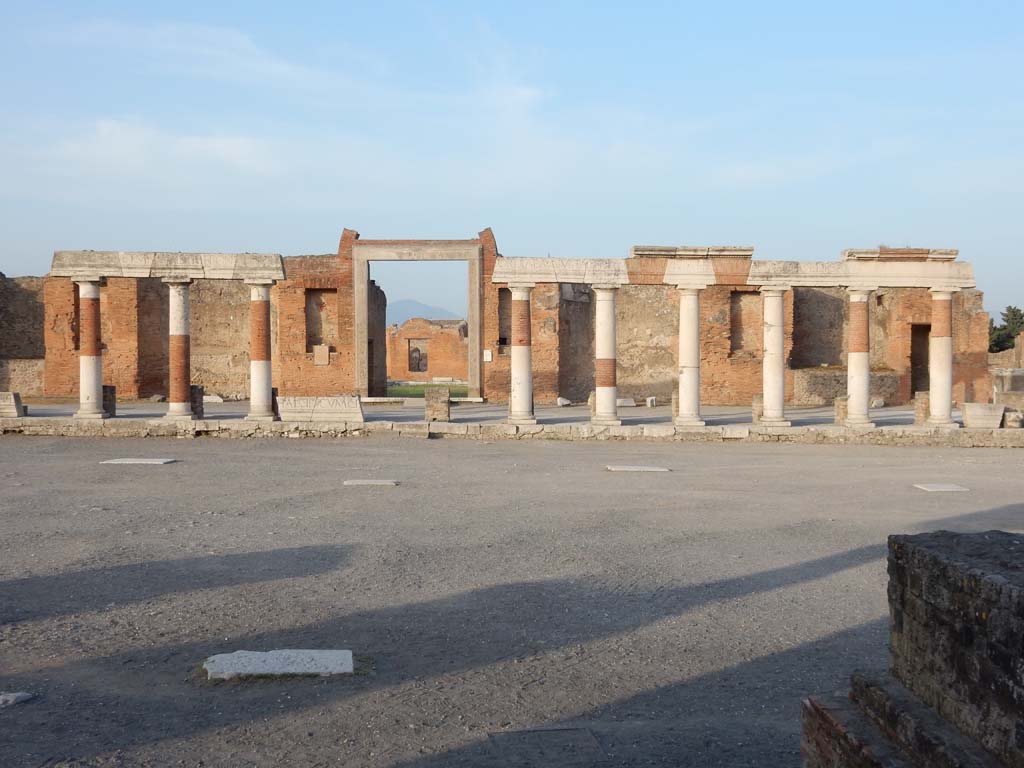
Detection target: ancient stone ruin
<box><xmin>803</xmin><ymin>530</ymin><xmax>1024</xmax><ymax>767</ymax></box>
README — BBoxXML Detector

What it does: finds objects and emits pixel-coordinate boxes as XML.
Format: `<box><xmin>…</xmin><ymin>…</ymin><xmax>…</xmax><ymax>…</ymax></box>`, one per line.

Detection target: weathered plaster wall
<box><xmin>0</xmin><ymin>275</ymin><xmax>45</xmax><ymax>359</ymax></box>
<box><xmin>386</xmin><ymin>318</ymin><xmax>468</xmax><ymax>383</ymax></box>
<box><xmin>791</xmin><ymin>287</ymin><xmax>845</xmax><ymax>367</ymax></box>
<box><xmin>557</xmin><ymin>284</ymin><xmax>593</xmax><ymax>402</ymax></box>
<box><xmin>0</xmin><ymin>274</ymin><xmax>45</xmax><ymax>394</ymax></box>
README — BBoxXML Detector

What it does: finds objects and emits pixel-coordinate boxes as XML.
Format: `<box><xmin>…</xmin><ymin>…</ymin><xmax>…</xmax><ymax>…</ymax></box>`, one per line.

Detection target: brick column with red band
<box><xmin>592</xmin><ymin>286</ymin><xmax>621</xmax><ymax>425</ymax></box>
<box><xmin>164</xmin><ymin>279</ymin><xmax>195</xmax><ymax>420</ymax></box>
<box><xmin>846</xmin><ymin>289</ymin><xmax>874</xmax><ymax>427</ymax></box>
<box><xmin>507</xmin><ymin>284</ymin><xmax>536</xmax><ymax>424</ymax></box>
<box><xmin>74</xmin><ymin>280</ymin><xmax>106</xmax><ymax>419</ymax></box>
<box><xmin>247</xmin><ymin>281</ymin><xmax>276</xmax><ymax>420</ymax></box>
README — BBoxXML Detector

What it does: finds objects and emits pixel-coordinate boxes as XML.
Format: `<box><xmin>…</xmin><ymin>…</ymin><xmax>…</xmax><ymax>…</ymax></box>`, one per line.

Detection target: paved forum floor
<box><xmin>1</xmin><ymin>437</ymin><xmax>1021</xmax><ymax>767</ymax></box>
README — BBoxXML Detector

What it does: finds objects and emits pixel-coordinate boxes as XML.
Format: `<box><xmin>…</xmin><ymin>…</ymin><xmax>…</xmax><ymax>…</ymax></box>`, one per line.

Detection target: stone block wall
<box><xmin>386</xmin><ymin>318</ymin><xmax>468</xmax><ymax>383</ymax></box>
<box><xmin>803</xmin><ymin>530</ymin><xmax>1024</xmax><ymax>768</ymax></box>
<box><xmin>889</xmin><ymin>531</ymin><xmax>1024</xmax><ymax>765</ymax></box>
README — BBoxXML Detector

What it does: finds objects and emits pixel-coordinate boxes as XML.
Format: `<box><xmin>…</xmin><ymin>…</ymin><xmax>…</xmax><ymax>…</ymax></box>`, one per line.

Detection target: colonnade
<box><xmin>72</xmin><ymin>278</ymin><xmax>278</xmax><ymax>421</ymax></box>
<box><xmin>505</xmin><ymin>283</ymin><xmax>959</xmax><ymax>428</ymax></box>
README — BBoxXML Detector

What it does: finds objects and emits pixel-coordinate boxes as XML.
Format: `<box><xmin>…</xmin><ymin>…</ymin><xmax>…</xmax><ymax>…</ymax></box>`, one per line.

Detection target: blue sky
<box><xmin>1</xmin><ymin>1</ymin><xmax>1021</xmax><ymax>317</ymax></box>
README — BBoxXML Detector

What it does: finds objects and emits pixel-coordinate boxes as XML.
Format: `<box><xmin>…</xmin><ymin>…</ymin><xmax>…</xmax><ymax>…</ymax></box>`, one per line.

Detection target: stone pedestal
<box><xmin>102</xmin><ymin>385</ymin><xmax>116</xmax><ymax>418</ymax></box>
<box><xmin>833</xmin><ymin>395</ymin><xmax>848</xmax><ymax>425</ymax></box>
<box><xmin>425</xmin><ymin>387</ymin><xmax>451</xmax><ymax>422</ymax></box>
<box><xmin>913</xmin><ymin>391</ymin><xmax>930</xmax><ymax>425</ymax></box>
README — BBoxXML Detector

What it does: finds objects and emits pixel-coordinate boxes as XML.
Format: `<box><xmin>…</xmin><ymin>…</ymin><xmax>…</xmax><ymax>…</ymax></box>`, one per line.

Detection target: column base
<box><xmin>246</xmin><ymin>413</ymin><xmax>278</xmax><ymax>422</ymax></box>
<box><xmin>508</xmin><ymin>416</ymin><xmax>537</xmax><ymax>426</ymax></box>
<box><xmin>673</xmin><ymin>417</ymin><xmax>706</xmax><ymax>427</ymax></box>
<box><xmin>74</xmin><ymin>410</ymin><xmax>109</xmax><ymax>420</ymax></box>
<box><xmin>592</xmin><ymin>417</ymin><xmax>621</xmax><ymax>426</ymax></box>
<box><xmin>759</xmin><ymin>418</ymin><xmax>792</xmax><ymax>427</ymax></box>
<box><xmin>926</xmin><ymin>419</ymin><xmax>960</xmax><ymax>429</ymax></box>
<box><xmin>844</xmin><ymin>419</ymin><xmax>875</xmax><ymax>429</ymax></box>
<box><xmin>163</xmin><ymin>412</ymin><xmax>198</xmax><ymax>422</ymax></box>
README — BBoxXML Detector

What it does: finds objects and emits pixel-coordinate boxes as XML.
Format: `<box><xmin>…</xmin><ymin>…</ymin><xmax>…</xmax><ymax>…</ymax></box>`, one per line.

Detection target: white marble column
<box><xmin>846</xmin><ymin>288</ymin><xmax>874</xmax><ymax>427</ymax></box>
<box><xmin>247</xmin><ymin>281</ymin><xmax>276</xmax><ymax>420</ymax></box>
<box><xmin>928</xmin><ymin>289</ymin><xmax>957</xmax><ymax>427</ymax></box>
<box><xmin>675</xmin><ymin>288</ymin><xmax>705</xmax><ymax>427</ymax></box>
<box><xmin>760</xmin><ymin>287</ymin><xmax>791</xmax><ymax>427</ymax></box>
<box><xmin>164</xmin><ymin>279</ymin><xmax>195</xmax><ymax>420</ymax></box>
<box><xmin>508</xmin><ymin>283</ymin><xmax>537</xmax><ymax>425</ymax></box>
<box><xmin>592</xmin><ymin>285</ymin><xmax>621</xmax><ymax>426</ymax></box>
<box><xmin>74</xmin><ymin>279</ymin><xmax>107</xmax><ymax>419</ymax></box>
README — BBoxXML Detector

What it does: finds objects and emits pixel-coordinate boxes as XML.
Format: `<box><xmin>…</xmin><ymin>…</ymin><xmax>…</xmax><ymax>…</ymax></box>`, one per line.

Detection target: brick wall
<box><xmin>386</xmin><ymin>318</ymin><xmax>468</xmax><ymax>383</ymax></box>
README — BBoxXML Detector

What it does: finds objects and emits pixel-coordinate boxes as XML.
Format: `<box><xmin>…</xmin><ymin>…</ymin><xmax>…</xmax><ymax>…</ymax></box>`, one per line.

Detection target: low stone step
<box><xmin>850</xmin><ymin>672</ymin><xmax>1003</xmax><ymax>768</ymax></box>
<box><xmin>802</xmin><ymin>692</ymin><xmax>913</xmax><ymax>768</ymax></box>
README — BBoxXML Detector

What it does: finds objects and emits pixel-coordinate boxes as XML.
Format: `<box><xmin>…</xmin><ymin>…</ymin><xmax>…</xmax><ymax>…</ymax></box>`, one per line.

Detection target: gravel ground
<box><xmin>1</xmin><ymin>436</ymin><xmax>1022</xmax><ymax>767</ymax></box>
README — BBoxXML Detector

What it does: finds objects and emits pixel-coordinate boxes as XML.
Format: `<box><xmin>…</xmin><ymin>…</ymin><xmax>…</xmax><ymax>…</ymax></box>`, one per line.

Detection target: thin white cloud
<box><xmin>62</xmin><ymin>20</ymin><xmax>335</xmax><ymax>90</ymax></box>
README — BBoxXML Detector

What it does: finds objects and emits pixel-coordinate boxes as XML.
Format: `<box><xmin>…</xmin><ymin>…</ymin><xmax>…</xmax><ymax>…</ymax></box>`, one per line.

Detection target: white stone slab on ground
<box><xmin>343</xmin><ymin>479</ymin><xmax>400</xmax><ymax>486</ymax></box>
<box><xmin>100</xmin><ymin>458</ymin><xmax>178</xmax><ymax>465</ymax></box>
<box><xmin>203</xmin><ymin>650</ymin><xmax>354</xmax><ymax>680</ymax></box>
<box><xmin>606</xmin><ymin>465</ymin><xmax>670</xmax><ymax>472</ymax></box>
<box><xmin>914</xmin><ymin>483</ymin><xmax>970</xmax><ymax>493</ymax></box>
<box><xmin>0</xmin><ymin>692</ymin><xmax>34</xmax><ymax>708</ymax></box>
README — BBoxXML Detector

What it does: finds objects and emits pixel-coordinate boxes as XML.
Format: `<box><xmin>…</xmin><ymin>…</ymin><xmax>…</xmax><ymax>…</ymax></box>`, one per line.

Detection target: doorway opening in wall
<box><xmin>911</xmin><ymin>324</ymin><xmax>931</xmax><ymax>395</ymax></box>
<box><xmin>368</xmin><ymin>260</ymin><xmax>471</xmax><ymax>398</ymax></box>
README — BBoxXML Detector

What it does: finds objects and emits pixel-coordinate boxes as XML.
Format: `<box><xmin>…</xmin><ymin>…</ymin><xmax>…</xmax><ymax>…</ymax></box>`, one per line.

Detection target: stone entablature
<box><xmin>50</xmin><ymin>251</ymin><xmax>285</xmax><ymax>282</ymax></box>
<box><xmin>492</xmin><ymin>247</ymin><xmax>975</xmax><ymax>291</ymax></box>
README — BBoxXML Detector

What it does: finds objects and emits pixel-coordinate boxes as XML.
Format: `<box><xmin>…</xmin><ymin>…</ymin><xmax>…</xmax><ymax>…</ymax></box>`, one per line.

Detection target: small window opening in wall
<box><xmin>497</xmin><ymin>287</ymin><xmax>511</xmax><ymax>346</ymax></box>
<box><xmin>408</xmin><ymin>339</ymin><xmax>428</xmax><ymax>372</ymax></box>
<box><xmin>305</xmin><ymin>288</ymin><xmax>339</xmax><ymax>353</ymax></box>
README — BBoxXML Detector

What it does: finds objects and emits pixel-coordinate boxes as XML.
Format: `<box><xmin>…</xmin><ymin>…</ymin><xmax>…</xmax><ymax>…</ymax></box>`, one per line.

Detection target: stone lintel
<box><xmin>491</xmin><ymin>257</ymin><xmax>628</xmax><ymax>286</ymax></box>
<box><xmin>353</xmin><ymin>242</ymin><xmax>482</xmax><ymax>261</ymax></box>
<box><xmin>50</xmin><ymin>251</ymin><xmax>286</xmax><ymax>281</ymax></box>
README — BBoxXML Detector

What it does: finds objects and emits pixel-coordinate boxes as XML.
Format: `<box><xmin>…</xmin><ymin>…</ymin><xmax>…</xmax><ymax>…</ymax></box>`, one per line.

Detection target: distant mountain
<box><xmin>387</xmin><ymin>299</ymin><xmax>462</xmax><ymax>326</ymax></box>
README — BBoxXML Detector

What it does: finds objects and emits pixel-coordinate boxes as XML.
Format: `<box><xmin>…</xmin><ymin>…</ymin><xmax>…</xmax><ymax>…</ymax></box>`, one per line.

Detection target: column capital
<box><xmin>509</xmin><ymin>283</ymin><xmax>534</xmax><ymax>301</ymax></box>
<box><xmin>758</xmin><ymin>285</ymin><xmax>790</xmax><ymax>295</ymax></box>
<box><xmin>244</xmin><ymin>278</ymin><xmax>276</xmax><ymax>286</ymax></box>
<box><xmin>73</xmin><ymin>276</ymin><xmax>104</xmax><ymax>286</ymax></box>
<box><xmin>591</xmin><ymin>283</ymin><xmax>620</xmax><ymax>292</ymax></box>
<box><xmin>677</xmin><ymin>287</ymin><xmax>703</xmax><ymax>297</ymax></box>
<box><xmin>847</xmin><ymin>287</ymin><xmax>876</xmax><ymax>301</ymax></box>
<box><xmin>929</xmin><ymin>288</ymin><xmax>957</xmax><ymax>299</ymax></box>
<box><xmin>161</xmin><ymin>276</ymin><xmax>193</xmax><ymax>285</ymax></box>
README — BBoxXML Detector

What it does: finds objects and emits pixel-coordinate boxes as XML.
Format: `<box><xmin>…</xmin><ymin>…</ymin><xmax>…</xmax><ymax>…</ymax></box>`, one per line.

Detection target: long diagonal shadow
<box><xmin>0</xmin><ymin>545</ymin><xmax>352</xmax><ymax>624</ymax></box>
<box><xmin>389</xmin><ymin>618</ymin><xmax>890</xmax><ymax>768</ymax></box>
<box><xmin>1</xmin><ymin>543</ymin><xmax>884</xmax><ymax>765</ymax></box>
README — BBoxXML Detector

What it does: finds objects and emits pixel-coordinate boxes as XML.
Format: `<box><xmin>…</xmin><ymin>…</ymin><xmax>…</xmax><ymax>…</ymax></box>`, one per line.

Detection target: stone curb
<box><xmin>1</xmin><ymin>417</ymin><xmax>1023</xmax><ymax>448</ymax></box>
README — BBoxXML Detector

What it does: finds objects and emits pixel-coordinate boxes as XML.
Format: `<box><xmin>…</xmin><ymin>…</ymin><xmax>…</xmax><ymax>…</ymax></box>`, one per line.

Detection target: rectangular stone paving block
<box><xmin>343</xmin><ymin>479</ymin><xmax>399</xmax><ymax>486</ymax></box>
<box><xmin>913</xmin><ymin>483</ymin><xmax>969</xmax><ymax>492</ymax></box>
<box><xmin>202</xmin><ymin>649</ymin><xmax>354</xmax><ymax>680</ymax></box>
<box><xmin>101</xmin><ymin>458</ymin><xmax>178</xmax><ymax>465</ymax></box>
<box><xmin>606</xmin><ymin>465</ymin><xmax>670</xmax><ymax>472</ymax></box>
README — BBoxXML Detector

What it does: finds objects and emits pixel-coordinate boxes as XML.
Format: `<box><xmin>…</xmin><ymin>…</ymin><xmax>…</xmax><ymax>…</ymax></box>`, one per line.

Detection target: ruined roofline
<box><xmin>843</xmin><ymin>247</ymin><xmax>959</xmax><ymax>261</ymax></box>
<box><xmin>631</xmin><ymin>246</ymin><xmax>755</xmax><ymax>258</ymax></box>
